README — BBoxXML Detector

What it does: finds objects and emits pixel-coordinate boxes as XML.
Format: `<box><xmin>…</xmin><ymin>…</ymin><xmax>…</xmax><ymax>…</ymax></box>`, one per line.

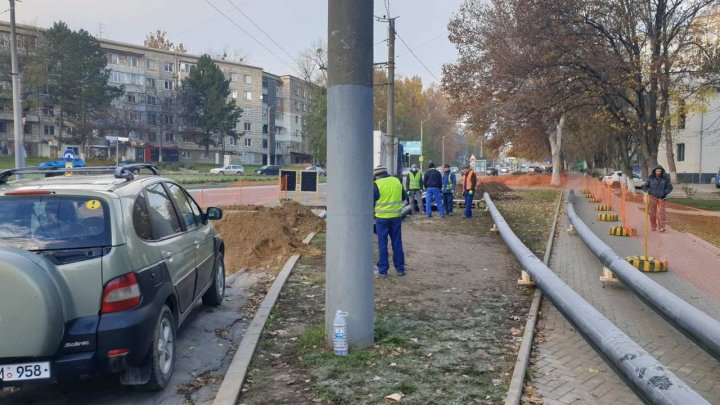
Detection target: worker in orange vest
<box><xmin>461</xmin><ymin>166</ymin><xmax>477</xmax><ymax>218</ymax></box>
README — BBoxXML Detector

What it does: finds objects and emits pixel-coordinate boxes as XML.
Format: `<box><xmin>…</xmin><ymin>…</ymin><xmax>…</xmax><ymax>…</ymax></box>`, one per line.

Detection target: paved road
<box><xmin>0</xmin><ymin>271</ymin><xmax>261</xmax><ymax>405</ymax></box>
<box><xmin>530</xmin><ymin>192</ymin><xmax>720</xmax><ymax>404</ymax></box>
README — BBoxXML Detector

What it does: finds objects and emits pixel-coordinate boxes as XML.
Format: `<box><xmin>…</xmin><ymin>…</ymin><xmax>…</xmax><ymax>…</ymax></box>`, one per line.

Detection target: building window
<box><xmin>42</xmin><ymin>104</ymin><xmax>54</xmax><ymax>116</ymax></box>
<box><xmin>127</xmin><ymin>94</ymin><xmax>136</xmax><ymax>103</ymax></box>
<box><xmin>229</xmin><ymin>136</ymin><xmax>238</xmax><ymax>146</ymax></box>
<box><xmin>244</xmin><ymin>74</ymin><xmax>252</xmax><ymax>84</ymax></box>
<box><xmin>164</xmin><ymin>62</ymin><xmax>174</xmax><ymax>72</ymax></box>
<box><xmin>147</xmin><ymin>95</ymin><xmax>156</xmax><ymax>105</ymax></box>
<box><xmin>149</xmin><ymin>132</ymin><xmax>157</xmax><ymax>142</ymax></box>
<box><xmin>295</xmin><ymin>115</ymin><xmax>299</xmax><ymax>124</ymax></box>
<box><xmin>677</xmin><ymin>143</ymin><xmax>685</xmax><ymax>162</ymax></box>
<box><xmin>164</xmin><ymin>81</ymin><xmax>173</xmax><ymax>90</ymax></box>
<box><xmin>147</xmin><ymin>112</ymin><xmax>157</xmax><ymax>124</ymax></box>
<box><xmin>678</xmin><ymin>99</ymin><xmax>686</xmax><ymax>130</ymax></box>
<box><xmin>244</xmin><ymin>91</ymin><xmax>252</xmax><ymax>101</ymax></box>
<box><xmin>244</xmin><ymin>122</ymin><xmax>251</xmax><ymax>131</ymax></box>
<box><xmin>128</xmin><ymin>56</ymin><xmax>138</xmax><ymax>67</ymax></box>
<box><xmin>165</xmin><ymin>132</ymin><xmax>175</xmax><ymax>142</ymax></box>
<box><xmin>295</xmin><ymin>101</ymin><xmax>300</xmax><ymax>111</ymax></box>
<box><xmin>275</xmin><ymin>141</ymin><xmax>281</xmax><ymax>150</ymax></box>
<box><xmin>108</xmin><ymin>53</ymin><xmax>119</xmax><ymax>64</ymax></box>
<box><xmin>231</xmin><ymin>90</ymin><xmax>238</xmax><ymax>99</ymax></box>
<box><xmin>23</xmin><ymin>123</ymin><xmax>32</xmax><ymax>134</ymax></box>
<box><xmin>0</xmin><ymin>121</ymin><xmax>5</xmax><ymax>133</ymax></box>
<box><xmin>164</xmin><ymin>115</ymin><xmax>173</xmax><ymax>125</ymax></box>
<box><xmin>180</xmin><ymin>62</ymin><xmax>194</xmax><ymax>72</ymax></box>
<box><xmin>146</xmin><ymin>59</ymin><xmax>158</xmax><ymax>70</ymax></box>
<box><xmin>180</xmin><ymin>151</ymin><xmax>190</xmax><ymax>159</ymax></box>
<box><xmin>302</xmin><ymin>88</ymin><xmax>306</xmax><ymax>98</ymax></box>
<box><xmin>146</xmin><ymin>78</ymin><xmax>156</xmax><ymax>88</ymax></box>
<box><xmin>244</xmin><ymin>138</ymin><xmax>251</xmax><ymax>147</ymax></box>
<box><xmin>43</xmin><ymin>125</ymin><xmax>55</xmax><ymax>135</ymax></box>
<box><xmin>230</xmin><ymin>73</ymin><xmax>238</xmax><ymax>82</ymax></box>
<box><xmin>262</xmin><ymin>138</ymin><xmax>268</xmax><ymax>149</ymax></box>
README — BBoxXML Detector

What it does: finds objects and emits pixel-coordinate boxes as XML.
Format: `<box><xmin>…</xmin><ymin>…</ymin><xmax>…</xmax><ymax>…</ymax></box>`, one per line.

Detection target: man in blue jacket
<box><xmin>423</xmin><ymin>162</ymin><xmax>445</xmax><ymax>218</ymax></box>
<box><xmin>374</xmin><ymin>165</ymin><xmax>406</xmax><ymax>277</ymax></box>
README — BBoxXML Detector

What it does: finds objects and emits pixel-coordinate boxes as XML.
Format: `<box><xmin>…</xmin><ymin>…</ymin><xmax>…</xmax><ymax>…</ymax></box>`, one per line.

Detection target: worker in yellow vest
<box><xmin>374</xmin><ymin>165</ymin><xmax>406</xmax><ymax>277</ymax></box>
<box><xmin>404</xmin><ymin>164</ymin><xmax>423</xmax><ymax>214</ymax></box>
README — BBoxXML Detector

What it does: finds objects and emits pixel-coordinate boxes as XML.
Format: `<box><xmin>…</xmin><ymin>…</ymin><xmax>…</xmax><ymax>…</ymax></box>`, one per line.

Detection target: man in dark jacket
<box><xmin>423</xmin><ymin>162</ymin><xmax>445</xmax><ymax>218</ymax></box>
<box><xmin>642</xmin><ymin>165</ymin><xmax>673</xmax><ymax>232</ymax></box>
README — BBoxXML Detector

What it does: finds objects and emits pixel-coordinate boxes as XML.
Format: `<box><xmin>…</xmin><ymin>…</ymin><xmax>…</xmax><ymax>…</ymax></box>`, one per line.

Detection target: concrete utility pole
<box><xmin>9</xmin><ymin>0</ymin><xmax>24</xmax><ymax>169</ymax></box>
<box><xmin>326</xmin><ymin>0</ymin><xmax>374</xmax><ymax>348</ymax></box>
<box><xmin>386</xmin><ymin>17</ymin><xmax>396</xmax><ymax>175</ymax></box>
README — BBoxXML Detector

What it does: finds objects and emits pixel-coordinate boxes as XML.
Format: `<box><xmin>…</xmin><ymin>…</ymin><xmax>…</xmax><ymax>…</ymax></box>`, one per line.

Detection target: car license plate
<box><xmin>0</xmin><ymin>361</ymin><xmax>51</xmax><ymax>381</ymax></box>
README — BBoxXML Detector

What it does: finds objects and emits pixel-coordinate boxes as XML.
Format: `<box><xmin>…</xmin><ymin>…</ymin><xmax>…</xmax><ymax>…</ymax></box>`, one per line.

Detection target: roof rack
<box><xmin>0</xmin><ymin>164</ymin><xmax>160</xmax><ymax>185</ymax></box>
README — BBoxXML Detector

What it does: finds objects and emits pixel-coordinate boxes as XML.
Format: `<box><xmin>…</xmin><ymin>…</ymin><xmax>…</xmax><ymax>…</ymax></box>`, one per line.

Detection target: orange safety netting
<box><xmin>576</xmin><ymin>175</ymin><xmax>720</xmax><ymax>300</ymax></box>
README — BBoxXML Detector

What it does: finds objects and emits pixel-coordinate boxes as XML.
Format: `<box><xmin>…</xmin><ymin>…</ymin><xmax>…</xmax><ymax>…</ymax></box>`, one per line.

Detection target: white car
<box><xmin>305</xmin><ymin>166</ymin><xmax>326</xmax><ymax>176</ymax></box>
<box><xmin>210</xmin><ymin>164</ymin><xmax>244</xmax><ymax>175</ymax></box>
<box><xmin>603</xmin><ymin>171</ymin><xmax>643</xmax><ymax>189</ymax></box>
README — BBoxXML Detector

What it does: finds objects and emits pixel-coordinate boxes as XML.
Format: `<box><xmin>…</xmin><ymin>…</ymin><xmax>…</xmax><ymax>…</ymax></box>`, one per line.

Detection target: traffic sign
<box><xmin>469</xmin><ymin>154</ymin><xmax>477</xmax><ymax>168</ymax></box>
<box><xmin>63</xmin><ymin>148</ymin><xmax>75</xmax><ymax>163</ymax></box>
<box><xmin>419</xmin><ymin>155</ymin><xmax>424</xmax><ymax>162</ymax></box>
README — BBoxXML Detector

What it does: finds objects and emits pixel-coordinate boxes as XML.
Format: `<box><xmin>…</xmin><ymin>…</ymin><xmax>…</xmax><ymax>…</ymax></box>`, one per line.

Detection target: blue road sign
<box><xmin>400</xmin><ymin>141</ymin><xmax>422</xmax><ymax>156</ymax></box>
<box><xmin>63</xmin><ymin>148</ymin><xmax>75</xmax><ymax>163</ymax></box>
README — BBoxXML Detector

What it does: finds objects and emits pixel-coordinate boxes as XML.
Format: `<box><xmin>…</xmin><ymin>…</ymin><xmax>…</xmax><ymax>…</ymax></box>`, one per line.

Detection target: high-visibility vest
<box><xmin>374</xmin><ymin>176</ymin><xmax>404</xmax><ymax>219</ymax></box>
<box><xmin>408</xmin><ymin>171</ymin><xmax>421</xmax><ymax>190</ymax></box>
<box><xmin>443</xmin><ymin>173</ymin><xmax>455</xmax><ymax>192</ymax></box>
<box><xmin>465</xmin><ymin>171</ymin><xmax>476</xmax><ymax>191</ymax></box>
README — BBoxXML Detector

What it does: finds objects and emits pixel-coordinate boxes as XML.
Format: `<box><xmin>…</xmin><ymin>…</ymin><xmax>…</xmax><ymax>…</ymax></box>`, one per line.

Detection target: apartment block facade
<box><xmin>0</xmin><ymin>21</ymin><xmax>315</xmax><ymax>165</ymax></box>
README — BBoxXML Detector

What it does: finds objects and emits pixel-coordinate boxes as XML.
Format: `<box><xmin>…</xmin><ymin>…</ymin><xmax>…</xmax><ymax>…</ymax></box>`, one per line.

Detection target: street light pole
<box><xmin>442</xmin><ymin>135</ymin><xmax>445</xmax><ymax>166</ymax></box>
<box><xmin>420</xmin><ymin>119</ymin><xmax>426</xmax><ymax>171</ymax></box>
<box><xmin>9</xmin><ymin>0</ymin><xmax>24</xmax><ymax>169</ymax></box>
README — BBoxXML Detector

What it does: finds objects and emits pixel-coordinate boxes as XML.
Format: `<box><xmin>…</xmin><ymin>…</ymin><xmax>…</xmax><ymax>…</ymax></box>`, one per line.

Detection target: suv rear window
<box><xmin>0</xmin><ymin>196</ymin><xmax>111</xmax><ymax>250</ymax></box>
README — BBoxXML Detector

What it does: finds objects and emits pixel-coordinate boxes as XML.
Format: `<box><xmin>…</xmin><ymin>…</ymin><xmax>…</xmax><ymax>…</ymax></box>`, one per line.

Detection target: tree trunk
<box><xmin>662</xmin><ymin>103</ymin><xmax>678</xmax><ymax>184</ymax></box>
<box><xmin>549</xmin><ymin>115</ymin><xmax>563</xmax><ymax>186</ymax></box>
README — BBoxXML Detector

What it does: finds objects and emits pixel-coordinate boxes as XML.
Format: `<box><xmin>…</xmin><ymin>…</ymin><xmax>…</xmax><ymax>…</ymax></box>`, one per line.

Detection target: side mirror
<box><xmin>206</xmin><ymin>207</ymin><xmax>223</xmax><ymax>221</ymax></box>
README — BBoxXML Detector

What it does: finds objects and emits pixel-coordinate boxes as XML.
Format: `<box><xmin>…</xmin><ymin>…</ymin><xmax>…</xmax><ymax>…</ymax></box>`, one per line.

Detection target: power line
<box><xmin>202</xmin><ymin>0</ymin><xmax>299</xmax><ymax>75</ymax></box>
<box><xmin>395</xmin><ymin>31</ymin><xmax>439</xmax><ymax>82</ymax></box>
<box><xmin>225</xmin><ymin>0</ymin><xmax>299</xmax><ymax>65</ymax></box>
<box><xmin>396</xmin><ymin>33</ymin><xmax>445</xmax><ymax>58</ymax></box>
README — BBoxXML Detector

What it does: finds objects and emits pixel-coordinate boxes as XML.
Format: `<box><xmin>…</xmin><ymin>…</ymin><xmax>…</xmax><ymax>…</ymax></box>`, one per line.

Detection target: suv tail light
<box><xmin>102</xmin><ymin>273</ymin><xmax>141</xmax><ymax>313</ymax></box>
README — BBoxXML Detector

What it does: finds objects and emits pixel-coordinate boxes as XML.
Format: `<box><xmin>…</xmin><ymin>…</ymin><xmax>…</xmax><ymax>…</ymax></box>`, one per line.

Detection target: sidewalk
<box><xmin>529</xmin><ymin>193</ymin><xmax>720</xmax><ymax>404</ymax></box>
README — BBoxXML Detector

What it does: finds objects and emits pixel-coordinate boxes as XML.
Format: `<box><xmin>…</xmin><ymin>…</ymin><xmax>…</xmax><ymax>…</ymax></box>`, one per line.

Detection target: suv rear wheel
<box><xmin>141</xmin><ymin>305</ymin><xmax>176</xmax><ymax>391</ymax></box>
<box><xmin>202</xmin><ymin>252</ymin><xmax>225</xmax><ymax>306</ymax></box>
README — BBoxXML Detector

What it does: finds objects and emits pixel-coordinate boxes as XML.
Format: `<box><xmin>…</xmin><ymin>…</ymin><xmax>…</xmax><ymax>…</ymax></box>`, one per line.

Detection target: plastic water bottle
<box><xmin>333</xmin><ymin>310</ymin><xmax>348</xmax><ymax>356</ymax></box>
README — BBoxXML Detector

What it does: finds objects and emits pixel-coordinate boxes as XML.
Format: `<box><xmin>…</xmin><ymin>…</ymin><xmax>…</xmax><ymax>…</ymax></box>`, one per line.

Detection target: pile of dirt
<box><xmin>213</xmin><ymin>201</ymin><xmax>325</xmax><ymax>274</ymax></box>
<box><xmin>477</xmin><ymin>181</ymin><xmax>514</xmax><ymax>195</ymax></box>
<box><xmin>481</xmin><ymin>173</ymin><xmax>558</xmax><ymax>187</ymax></box>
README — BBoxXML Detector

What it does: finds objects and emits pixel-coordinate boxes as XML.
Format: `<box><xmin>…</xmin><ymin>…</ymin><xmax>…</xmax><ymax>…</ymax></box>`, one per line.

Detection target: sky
<box><xmin>13</xmin><ymin>0</ymin><xmax>466</xmax><ymax>88</ymax></box>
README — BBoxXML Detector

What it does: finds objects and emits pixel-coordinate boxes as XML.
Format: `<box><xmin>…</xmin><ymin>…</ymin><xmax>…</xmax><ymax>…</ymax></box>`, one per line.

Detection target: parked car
<box><xmin>603</xmin><ymin>171</ymin><xmax>644</xmax><ymax>189</ymax></box>
<box><xmin>255</xmin><ymin>165</ymin><xmax>280</xmax><ymax>175</ymax></box>
<box><xmin>0</xmin><ymin>164</ymin><xmax>225</xmax><ymax>390</ymax></box>
<box><xmin>38</xmin><ymin>158</ymin><xmax>86</xmax><ymax>168</ymax></box>
<box><xmin>304</xmin><ymin>166</ymin><xmax>326</xmax><ymax>176</ymax></box>
<box><xmin>715</xmin><ymin>168</ymin><xmax>719</xmax><ymax>188</ymax></box>
<box><xmin>500</xmin><ymin>167</ymin><xmax>510</xmax><ymax>174</ymax></box>
<box><xmin>210</xmin><ymin>164</ymin><xmax>244</xmax><ymax>175</ymax></box>
<box><xmin>486</xmin><ymin>167</ymin><xmax>499</xmax><ymax>176</ymax></box>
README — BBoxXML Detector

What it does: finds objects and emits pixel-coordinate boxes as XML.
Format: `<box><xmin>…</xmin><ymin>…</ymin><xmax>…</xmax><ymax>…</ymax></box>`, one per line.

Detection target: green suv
<box><xmin>0</xmin><ymin>165</ymin><xmax>225</xmax><ymax>390</ymax></box>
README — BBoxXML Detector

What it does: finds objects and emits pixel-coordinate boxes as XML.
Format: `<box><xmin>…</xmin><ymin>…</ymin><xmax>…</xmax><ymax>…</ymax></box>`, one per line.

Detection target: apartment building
<box><xmin>0</xmin><ymin>21</ymin><xmax>316</xmax><ymax>165</ymax></box>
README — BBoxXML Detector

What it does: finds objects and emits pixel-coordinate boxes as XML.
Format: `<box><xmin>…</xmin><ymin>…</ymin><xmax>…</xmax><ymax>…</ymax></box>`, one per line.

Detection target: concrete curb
<box><xmin>212</xmin><ymin>232</ymin><xmax>317</xmax><ymax>405</ymax></box>
<box><xmin>504</xmin><ymin>190</ymin><xmax>563</xmax><ymax>405</ymax></box>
